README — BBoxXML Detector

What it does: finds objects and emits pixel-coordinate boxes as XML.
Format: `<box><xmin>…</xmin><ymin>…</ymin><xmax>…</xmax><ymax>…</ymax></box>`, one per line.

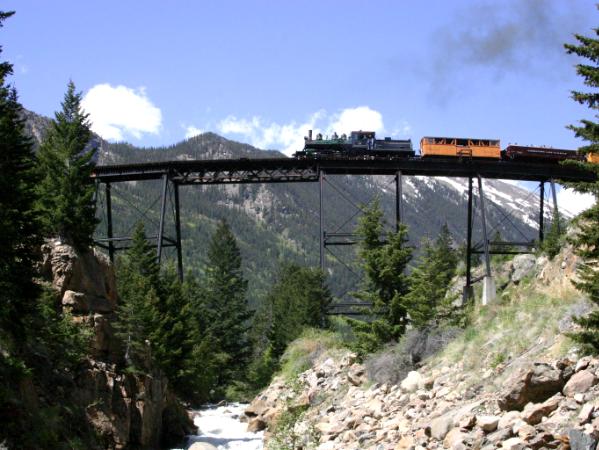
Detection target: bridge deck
<box><xmin>92</xmin><ymin>157</ymin><xmax>596</xmax><ymax>184</ymax></box>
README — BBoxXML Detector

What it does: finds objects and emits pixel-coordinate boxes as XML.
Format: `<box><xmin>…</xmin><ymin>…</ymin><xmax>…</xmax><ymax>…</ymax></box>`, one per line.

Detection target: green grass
<box><xmin>278</xmin><ymin>328</ymin><xmax>349</xmax><ymax>381</ymax></box>
<box><xmin>433</xmin><ymin>280</ymin><xmax>581</xmax><ymax>376</ymax></box>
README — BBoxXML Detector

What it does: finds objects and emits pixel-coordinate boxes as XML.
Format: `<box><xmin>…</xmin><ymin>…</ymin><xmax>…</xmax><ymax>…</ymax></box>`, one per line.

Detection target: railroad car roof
<box><xmin>421</xmin><ymin>136</ymin><xmax>501</xmax><ymax>142</ymax></box>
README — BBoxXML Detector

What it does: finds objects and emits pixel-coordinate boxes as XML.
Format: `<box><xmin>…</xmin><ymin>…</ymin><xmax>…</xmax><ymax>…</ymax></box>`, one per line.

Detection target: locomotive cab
<box><xmin>349</xmin><ymin>131</ymin><xmax>376</xmax><ymax>145</ymax></box>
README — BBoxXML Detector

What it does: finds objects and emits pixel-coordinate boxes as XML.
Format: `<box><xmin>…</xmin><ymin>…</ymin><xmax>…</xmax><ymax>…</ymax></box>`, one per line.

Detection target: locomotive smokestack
<box><xmin>308</xmin><ymin>130</ymin><xmax>313</xmax><ymax>141</ymax></box>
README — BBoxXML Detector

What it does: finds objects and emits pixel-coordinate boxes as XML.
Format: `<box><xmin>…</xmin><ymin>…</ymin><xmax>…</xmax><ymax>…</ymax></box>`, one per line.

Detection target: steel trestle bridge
<box><xmin>93</xmin><ymin>156</ymin><xmax>596</xmax><ymax>305</ymax></box>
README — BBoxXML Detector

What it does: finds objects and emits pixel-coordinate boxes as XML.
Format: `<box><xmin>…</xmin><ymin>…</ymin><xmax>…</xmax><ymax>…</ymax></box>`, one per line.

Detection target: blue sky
<box><xmin>2</xmin><ymin>0</ymin><xmax>597</xmax><ymax>211</ymax></box>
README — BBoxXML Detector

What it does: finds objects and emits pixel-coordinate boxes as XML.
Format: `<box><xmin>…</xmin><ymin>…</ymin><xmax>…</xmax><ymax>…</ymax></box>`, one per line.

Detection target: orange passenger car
<box><xmin>588</xmin><ymin>152</ymin><xmax>599</xmax><ymax>164</ymax></box>
<box><xmin>420</xmin><ymin>137</ymin><xmax>501</xmax><ymax>159</ymax></box>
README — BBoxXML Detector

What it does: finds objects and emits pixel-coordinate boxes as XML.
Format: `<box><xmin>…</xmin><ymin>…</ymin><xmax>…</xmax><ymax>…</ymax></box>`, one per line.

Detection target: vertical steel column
<box><xmin>477</xmin><ymin>175</ymin><xmax>492</xmax><ymax>277</ymax></box>
<box><xmin>395</xmin><ymin>171</ymin><xmax>403</xmax><ymax>232</ymax></box>
<box><xmin>539</xmin><ymin>181</ymin><xmax>545</xmax><ymax>242</ymax></box>
<box><xmin>319</xmin><ymin>171</ymin><xmax>326</xmax><ymax>270</ymax></box>
<box><xmin>157</xmin><ymin>174</ymin><xmax>169</xmax><ymax>264</ymax></box>
<box><xmin>173</xmin><ymin>182</ymin><xmax>183</xmax><ymax>281</ymax></box>
<box><xmin>465</xmin><ymin>177</ymin><xmax>473</xmax><ymax>295</ymax></box>
<box><xmin>550</xmin><ymin>180</ymin><xmax>561</xmax><ymax>234</ymax></box>
<box><xmin>105</xmin><ymin>182</ymin><xmax>115</xmax><ymax>263</ymax></box>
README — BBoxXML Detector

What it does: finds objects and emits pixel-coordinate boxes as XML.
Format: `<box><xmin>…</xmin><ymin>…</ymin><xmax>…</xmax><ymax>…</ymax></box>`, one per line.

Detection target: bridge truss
<box><xmin>93</xmin><ymin>156</ymin><xmax>595</xmax><ymax>305</ymax></box>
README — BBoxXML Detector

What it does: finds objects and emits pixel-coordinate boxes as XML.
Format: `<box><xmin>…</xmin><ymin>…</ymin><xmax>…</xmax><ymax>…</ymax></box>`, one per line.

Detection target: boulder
<box><xmin>247</xmin><ymin>417</ymin><xmax>266</xmax><ymax>433</ymax></box>
<box><xmin>395</xmin><ymin>435</ymin><xmax>415</xmax><ymax>449</ymax></box>
<box><xmin>347</xmin><ymin>364</ymin><xmax>366</xmax><ymax>386</ymax></box>
<box><xmin>563</xmin><ymin>370</ymin><xmax>598</xmax><ymax>397</ymax></box>
<box><xmin>579</xmin><ymin>403</ymin><xmax>595</xmax><ymax>424</ymax></box>
<box><xmin>512</xmin><ymin>420</ymin><xmax>535</xmax><ymax>439</ymax></box>
<box><xmin>501</xmin><ymin>437</ymin><xmax>525</xmax><ymax>450</ymax></box>
<box><xmin>511</xmin><ymin>254</ymin><xmax>536</xmax><ymax>283</ymax></box>
<box><xmin>498</xmin><ymin>363</ymin><xmax>565</xmax><ymax>411</ymax></box>
<box><xmin>430</xmin><ymin>415</ymin><xmax>454</xmax><ymax>440</ymax></box>
<box><xmin>401</xmin><ymin>371</ymin><xmax>423</xmax><ymax>393</ymax></box>
<box><xmin>521</xmin><ymin>395</ymin><xmax>561</xmax><ymax>425</ymax></box>
<box><xmin>498</xmin><ymin>411</ymin><xmax>521</xmax><ymax>430</ymax></box>
<box><xmin>527</xmin><ymin>432</ymin><xmax>560</xmax><ymax>449</ymax></box>
<box><xmin>477</xmin><ymin>415</ymin><xmax>499</xmax><ymax>432</ymax></box>
<box><xmin>568</xmin><ymin>429</ymin><xmax>599</xmax><ymax>450</ymax></box>
<box><xmin>443</xmin><ymin>428</ymin><xmax>466</xmax><ymax>448</ymax></box>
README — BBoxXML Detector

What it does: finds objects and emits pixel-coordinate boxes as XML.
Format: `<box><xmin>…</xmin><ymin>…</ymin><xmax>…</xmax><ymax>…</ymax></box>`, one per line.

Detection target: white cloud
<box><xmin>328</xmin><ymin>106</ymin><xmax>384</xmax><ymax>136</ymax></box>
<box><xmin>82</xmin><ymin>84</ymin><xmax>162</xmax><ymax>141</ymax></box>
<box><xmin>556</xmin><ymin>186</ymin><xmax>596</xmax><ymax>217</ymax></box>
<box><xmin>217</xmin><ymin>110</ymin><xmax>324</xmax><ymax>156</ymax></box>
<box><xmin>216</xmin><ymin>106</ymin><xmax>402</xmax><ymax>157</ymax></box>
<box><xmin>184</xmin><ymin>125</ymin><xmax>204</xmax><ymax>139</ymax></box>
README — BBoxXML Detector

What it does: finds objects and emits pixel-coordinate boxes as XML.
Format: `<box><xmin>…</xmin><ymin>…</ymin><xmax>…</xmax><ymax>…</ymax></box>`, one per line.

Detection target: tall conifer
<box><xmin>266</xmin><ymin>264</ymin><xmax>332</xmax><ymax>358</ymax></box>
<box><xmin>36</xmin><ymin>81</ymin><xmax>97</xmax><ymax>248</ymax></box>
<box><xmin>564</xmin><ymin>25</ymin><xmax>599</xmax><ymax>352</ymax></box>
<box><xmin>350</xmin><ymin>199</ymin><xmax>412</xmax><ymax>353</ymax></box>
<box><xmin>0</xmin><ymin>10</ymin><xmax>41</xmax><ymax>340</ymax></box>
<box><xmin>405</xmin><ymin>224</ymin><xmax>458</xmax><ymax>328</ymax></box>
<box><xmin>114</xmin><ymin>223</ymin><xmax>160</xmax><ymax>370</ymax></box>
<box><xmin>202</xmin><ymin>220</ymin><xmax>253</xmax><ymax>387</ymax></box>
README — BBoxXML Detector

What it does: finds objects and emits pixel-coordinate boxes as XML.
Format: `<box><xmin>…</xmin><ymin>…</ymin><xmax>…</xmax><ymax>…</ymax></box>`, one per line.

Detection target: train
<box><xmin>294</xmin><ymin>130</ymin><xmax>596</xmax><ymax>164</ymax></box>
<box><xmin>296</xmin><ymin>130</ymin><xmax>414</xmax><ymax>159</ymax></box>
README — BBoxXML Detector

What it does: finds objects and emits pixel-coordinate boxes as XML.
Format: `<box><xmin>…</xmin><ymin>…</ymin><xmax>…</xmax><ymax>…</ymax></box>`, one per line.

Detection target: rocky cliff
<box><xmin>40</xmin><ymin>240</ymin><xmax>195</xmax><ymax>449</ymax></box>
<box><xmin>245</xmin><ymin>246</ymin><xmax>599</xmax><ymax>449</ymax></box>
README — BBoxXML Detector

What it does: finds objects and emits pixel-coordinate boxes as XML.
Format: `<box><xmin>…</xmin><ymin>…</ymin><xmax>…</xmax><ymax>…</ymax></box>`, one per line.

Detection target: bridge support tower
<box><xmin>95</xmin><ymin>174</ymin><xmax>184</xmax><ymax>281</ymax></box>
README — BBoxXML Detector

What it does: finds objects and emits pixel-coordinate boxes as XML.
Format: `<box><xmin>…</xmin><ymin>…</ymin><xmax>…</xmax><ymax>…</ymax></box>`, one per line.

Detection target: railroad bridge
<box><xmin>92</xmin><ymin>156</ymin><xmax>596</xmax><ymax>305</ymax></box>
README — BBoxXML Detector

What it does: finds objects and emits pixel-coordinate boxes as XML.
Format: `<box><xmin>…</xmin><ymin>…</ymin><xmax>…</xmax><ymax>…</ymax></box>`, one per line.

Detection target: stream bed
<box><xmin>181</xmin><ymin>403</ymin><xmax>264</xmax><ymax>450</ymax></box>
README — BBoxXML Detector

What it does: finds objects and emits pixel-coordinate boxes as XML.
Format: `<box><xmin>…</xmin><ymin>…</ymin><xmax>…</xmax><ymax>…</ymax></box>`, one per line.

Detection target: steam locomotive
<box><xmin>294</xmin><ymin>130</ymin><xmax>595</xmax><ymax>164</ymax></box>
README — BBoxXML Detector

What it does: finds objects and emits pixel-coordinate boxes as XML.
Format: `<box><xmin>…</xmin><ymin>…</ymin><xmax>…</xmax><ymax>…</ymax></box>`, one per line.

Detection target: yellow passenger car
<box><xmin>420</xmin><ymin>137</ymin><xmax>501</xmax><ymax>159</ymax></box>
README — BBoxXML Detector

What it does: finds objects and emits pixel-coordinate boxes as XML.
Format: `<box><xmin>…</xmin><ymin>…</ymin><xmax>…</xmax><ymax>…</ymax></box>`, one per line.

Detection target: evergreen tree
<box><xmin>0</xmin><ymin>10</ymin><xmax>41</xmax><ymax>340</ymax></box>
<box><xmin>267</xmin><ymin>263</ymin><xmax>332</xmax><ymax>358</ymax></box>
<box><xmin>181</xmin><ymin>273</ymin><xmax>226</xmax><ymax>403</ymax></box>
<box><xmin>246</xmin><ymin>263</ymin><xmax>331</xmax><ymax>389</ymax></box>
<box><xmin>0</xmin><ymin>12</ymin><xmax>92</xmax><ymax>447</ymax></box>
<box><xmin>151</xmin><ymin>264</ymin><xmax>194</xmax><ymax>391</ymax></box>
<box><xmin>404</xmin><ymin>224</ymin><xmax>458</xmax><ymax>328</ymax></box>
<box><xmin>404</xmin><ymin>238</ymin><xmax>436</xmax><ymax>327</ymax></box>
<box><xmin>349</xmin><ymin>199</ymin><xmax>412</xmax><ymax>353</ymax></box>
<box><xmin>121</xmin><ymin>222</ymin><xmax>161</xmax><ymax>290</ymax></box>
<box><xmin>540</xmin><ymin>209</ymin><xmax>565</xmax><ymax>260</ymax></box>
<box><xmin>114</xmin><ymin>223</ymin><xmax>161</xmax><ymax>370</ymax></box>
<box><xmin>564</xmin><ymin>25</ymin><xmax>599</xmax><ymax>352</ymax></box>
<box><xmin>202</xmin><ymin>220</ymin><xmax>253</xmax><ymax>389</ymax></box>
<box><xmin>36</xmin><ymin>81</ymin><xmax>97</xmax><ymax>248</ymax></box>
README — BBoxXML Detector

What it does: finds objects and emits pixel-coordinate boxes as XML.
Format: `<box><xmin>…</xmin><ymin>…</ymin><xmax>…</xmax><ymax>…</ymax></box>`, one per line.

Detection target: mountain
<box><xmin>24</xmin><ymin>110</ymin><xmax>552</xmax><ymax>303</ymax></box>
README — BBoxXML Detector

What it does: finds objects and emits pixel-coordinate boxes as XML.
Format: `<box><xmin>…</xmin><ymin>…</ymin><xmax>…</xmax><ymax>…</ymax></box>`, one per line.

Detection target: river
<box><xmin>180</xmin><ymin>403</ymin><xmax>264</xmax><ymax>450</ymax></box>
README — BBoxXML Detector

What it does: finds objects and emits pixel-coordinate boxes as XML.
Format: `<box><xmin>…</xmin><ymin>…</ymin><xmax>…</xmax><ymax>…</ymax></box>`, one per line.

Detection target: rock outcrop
<box><xmin>41</xmin><ymin>240</ymin><xmax>195</xmax><ymax>449</ymax></box>
<box><xmin>247</xmin><ymin>351</ymin><xmax>599</xmax><ymax>449</ymax></box>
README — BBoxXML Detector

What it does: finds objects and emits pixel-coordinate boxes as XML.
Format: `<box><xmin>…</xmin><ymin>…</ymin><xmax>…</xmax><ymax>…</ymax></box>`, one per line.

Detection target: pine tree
<box><xmin>564</xmin><ymin>25</ymin><xmax>599</xmax><ymax>352</ymax></box>
<box><xmin>245</xmin><ymin>263</ymin><xmax>331</xmax><ymax>389</ymax></box>
<box><xmin>267</xmin><ymin>264</ymin><xmax>332</xmax><ymax>358</ymax></box>
<box><xmin>114</xmin><ymin>222</ymin><xmax>160</xmax><ymax>370</ymax></box>
<box><xmin>404</xmin><ymin>238</ymin><xmax>437</xmax><ymax>327</ymax></box>
<box><xmin>404</xmin><ymin>224</ymin><xmax>458</xmax><ymax>328</ymax></box>
<box><xmin>121</xmin><ymin>222</ymin><xmax>161</xmax><ymax>290</ymax></box>
<box><xmin>202</xmin><ymin>220</ymin><xmax>253</xmax><ymax>389</ymax></box>
<box><xmin>0</xmin><ymin>12</ymin><xmax>91</xmax><ymax>447</ymax></box>
<box><xmin>0</xmin><ymin>11</ymin><xmax>41</xmax><ymax>340</ymax></box>
<box><xmin>181</xmin><ymin>273</ymin><xmax>226</xmax><ymax>403</ymax></box>
<box><xmin>349</xmin><ymin>199</ymin><xmax>412</xmax><ymax>353</ymax></box>
<box><xmin>151</xmin><ymin>264</ymin><xmax>194</xmax><ymax>391</ymax></box>
<box><xmin>540</xmin><ymin>209</ymin><xmax>565</xmax><ymax>260</ymax></box>
<box><xmin>36</xmin><ymin>81</ymin><xmax>97</xmax><ymax>248</ymax></box>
